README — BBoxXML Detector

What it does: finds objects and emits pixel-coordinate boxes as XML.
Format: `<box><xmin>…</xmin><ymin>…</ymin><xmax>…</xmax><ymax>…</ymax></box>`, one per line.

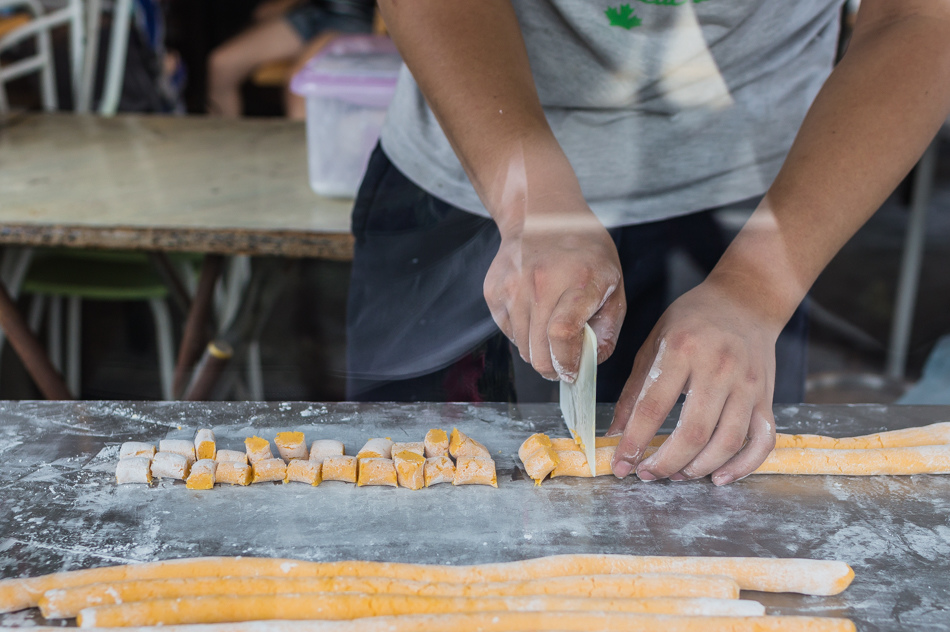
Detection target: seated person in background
<box><xmin>207</xmin><ymin>0</ymin><xmax>374</xmax><ymax>117</ymax></box>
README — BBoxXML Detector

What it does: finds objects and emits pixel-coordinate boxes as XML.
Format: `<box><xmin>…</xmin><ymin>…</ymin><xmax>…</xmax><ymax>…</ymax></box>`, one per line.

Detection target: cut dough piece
<box><xmin>81</xmin><ymin>612</ymin><xmax>858</xmax><ymax>632</ymax></box>
<box><xmin>310</xmin><ymin>439</ymin><xmax>345</xmax><ymax>463</ymax></box>
<box><xmin>286</xmin><ymin>459</ymin><xmax>322</xmax><ymax>486</ymax></box>
<box><xmin>424</xmin><ymin>429</ymin><xmax>449</xmax><ymax>458</ymax></box>
<box><xmin>275</xmin><ymin>432</ymin><xmax>308</xmax><ymax>461</ymax></box>
<box><xmin>518</xmin><ymin>433</ymin><xmax>553</xmax><ymax>463</ymax></box>
<box><xmin>522</xmin><ymin>446</ymin><xmax>560</xmax><ymax>484</ymax></box>
<box><xmin>322</xmin><ymin>455</ymin><xmax>358</xmax><ymax>483</ymax></box>
<box><xmin>158</xmin><ymin>439</ymin><xmax>196</xmax><ymax>465</ymax></box>
<box><xmin>753</xmin><ymin>445</ymin><xmax>950</xmax><ymax>475</ymax></box>
<box><xmin>215</xmin><ymin>449</ymin><xmax>248</xmax><ymax>464</ymax></box>
<box><xmin>251</xmin><ymin>458</ymin><xmax>287</xmax><ymax>483</ymax></box>
<box><xmin>0</xmin><ymin>554</ymin><xmax>855</xmax><ymax>614</ymax></box>
<box><xmin>357</xmin><ymin>438</ymin><xmax>394</xmax><ymax>460</ymax></box>
<box><xmin>245</xmin><ymin>436</ymin><xmax>273</xmax><ymax>464</ymax></box>
<box><xmin>115</xmin><ymin>457</ymin><xmax>152</xmax><ymax>485</ymax></box>
<box><xmin>185</xmin><ymin>460</ymin><xmax>217</xmax><ymax>490</ymax></box>
<box><xmin>551</xmin><ymin>447</ymin><xmax>615</xmax><ymax>478</ymax></box>
<box><xmin>194</xmin><ymin>429</ymin><xmax>216</xmax><ymax>461</ymax></box>
<box><xmin>216</xmin><ymin>462</ymin><xmax>251</xmax><ymax>486</ymax></box>
<box><xmin>392</xmin><ymin>441</ymin><xmax>425</xmax><ymax>457</ymax></box>
<box><xmin>394</xmin><ymin>451</ymin><xmax>425</xmax><ymax>490</ymax></box>
<box><xmin>150</xmin><ymin>452</ymin><xmax>190</xmax><ymax>480</ymax></box>
<box><xmin>424</xmin><ymin>456</ymin><xmax>455</xmax><ymax>487</ymax></box>
<box><xmin>357</xmin><ymin>458</ymin><xmax>397</xmax><ymax>487</ymax></box>
<box><xmin>118</xmin><ymin>442</ymin><xmax>155</xmax><ymax>460</ymax></box>
<box><xmin>77</xmin><ymin>593</ymin><xmax>764</xmax><ymax>627</ymax></box>
<box><xmin>39</xmin><ymin>572</ymin><xmax>741</xmax><ymax>618</ymax></box>
<box><xmin>449</xmin><ymin>428</ymin><xmax>491</xmax><ymax>459</ymax></box>
<box><xmin>453</xmin><ymin>456</ymin><xmax>497</xmax><ymax>487</ymax></box>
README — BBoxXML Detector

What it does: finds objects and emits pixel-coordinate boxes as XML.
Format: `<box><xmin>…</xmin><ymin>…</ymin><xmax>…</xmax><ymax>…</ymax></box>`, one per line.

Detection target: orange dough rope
<box><xmin>26</xmin><ymin>613</ymin><xmax>859</xmax><ymax>632</ymax></box>
<box><xmin>40</xmin><ymin>573</ymin><xmax>740</xmax><ymax>619</ymax></box>
<box><xmin>0</xmin><ymin>554</ymin><xmax>854</xmax><ymax>613</ymax></box>
<box><xmin>77</xmin><ymin>594</ymin><xmax>765</xmax><ymax>627</ymax></box>
<box><xmin>755</xmin><ymin>445</ymin><xmax>950</xmax><ymax>475</ymax></box>
<box><xmin>554</xmin><ymin>422</ymin><xmax>950</xmax><ymax>452</ymax></box>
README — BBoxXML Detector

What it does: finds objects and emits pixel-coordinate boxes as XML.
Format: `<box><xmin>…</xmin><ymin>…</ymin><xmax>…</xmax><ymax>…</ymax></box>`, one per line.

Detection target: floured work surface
<box><xmin>0</xmin><ymin>402</ymin><xmax>948</xmax><ymax>631</ymax></box>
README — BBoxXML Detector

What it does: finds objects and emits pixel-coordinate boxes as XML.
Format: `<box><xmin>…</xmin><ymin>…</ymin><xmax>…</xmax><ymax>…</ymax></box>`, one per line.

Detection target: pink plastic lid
<box><xmin>290</xmin><ymin>35</ymin><xmax>401</xmax><ymax>108</ymax></box>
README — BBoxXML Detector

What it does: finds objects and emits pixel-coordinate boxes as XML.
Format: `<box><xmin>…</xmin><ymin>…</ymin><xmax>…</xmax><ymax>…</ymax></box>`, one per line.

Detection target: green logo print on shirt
<box><xmin>605</xmin><ymin>4</ymin><xmax>642</xmax><ymax>29</ymax></box>
<box><xmin>606</xmin><ymin>0</ymin><xmax>714</xmax><ymax>29</ymax></box>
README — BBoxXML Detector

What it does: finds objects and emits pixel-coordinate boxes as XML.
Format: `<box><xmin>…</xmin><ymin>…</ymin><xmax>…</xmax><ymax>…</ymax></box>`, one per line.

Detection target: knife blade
<box><xmin>559</xmin><ymin>323</ymin><xmax>597</xmax><ymax>476</ymax></box>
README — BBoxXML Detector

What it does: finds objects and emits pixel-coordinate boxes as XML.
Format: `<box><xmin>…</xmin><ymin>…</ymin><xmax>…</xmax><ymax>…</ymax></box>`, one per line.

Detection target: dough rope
<box><xmin>77</xmin><ymin>594</ymin><xmax>764</xmax><ymax>627</ymax></box>
<box><xmin>0</xmin><ymin>554</ymin><xmax>855</xmax><ymax>612</ymax></box>
<box><xmin>26</xmin><ymin>612</ymin><xmax>859</xmax><ymax>632</ymax></box>
<box><xmin>39</xmin><ymin>573</ymin><xmax>740</xmax><ymax>619</ymax></box>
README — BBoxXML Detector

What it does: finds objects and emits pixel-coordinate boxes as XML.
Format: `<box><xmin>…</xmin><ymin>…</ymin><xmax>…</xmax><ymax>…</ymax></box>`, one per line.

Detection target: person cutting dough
<box><xmin>345</xmin><ymin>1</ymin><xmax>950</xmax><ymax>484</ymax></box>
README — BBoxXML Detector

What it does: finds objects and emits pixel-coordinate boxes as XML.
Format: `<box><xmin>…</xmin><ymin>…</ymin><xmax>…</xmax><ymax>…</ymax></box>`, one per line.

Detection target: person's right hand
<box><xmin>483</xmin><ymin>206</ymin><xmax>626</xmax><ymax>382</ymax></box>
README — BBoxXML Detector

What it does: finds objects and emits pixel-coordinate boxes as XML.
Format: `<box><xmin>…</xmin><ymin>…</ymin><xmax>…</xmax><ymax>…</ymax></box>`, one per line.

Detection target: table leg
<box><xmin>173</xmin><ymin>254</ymin><xmax>224</xmax><ymax>398</ymax></box>
<box><xmin>184</xmin><ymin>258</ymin><xmax>293</xmax><ymax>401</ymax></box>
<box><xmin>0</xmin><ymin>281</ymin><xmax>71</xmax><ymax>400</ymax></box>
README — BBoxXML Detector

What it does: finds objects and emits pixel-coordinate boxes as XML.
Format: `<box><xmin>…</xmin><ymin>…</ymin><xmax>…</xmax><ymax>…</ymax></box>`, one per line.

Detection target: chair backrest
<box><xmin>0</xmin><ymin>0</ymin><xmax>83</xmax><ymax>113</ymax></box>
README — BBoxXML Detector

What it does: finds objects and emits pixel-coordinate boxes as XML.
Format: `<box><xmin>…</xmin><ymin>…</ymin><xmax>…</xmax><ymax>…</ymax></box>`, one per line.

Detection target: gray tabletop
<box><xmin>0</xmin><ymin>401</ymin><xmax>948</xmax><ymax>631</ymax></box>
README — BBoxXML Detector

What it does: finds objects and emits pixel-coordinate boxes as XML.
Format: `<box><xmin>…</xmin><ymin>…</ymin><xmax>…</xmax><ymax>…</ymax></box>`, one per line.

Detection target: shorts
<box><xmin>285</xmin><ymin>4</ymin><xmax>372</xmax><ymax>42</ymax></box>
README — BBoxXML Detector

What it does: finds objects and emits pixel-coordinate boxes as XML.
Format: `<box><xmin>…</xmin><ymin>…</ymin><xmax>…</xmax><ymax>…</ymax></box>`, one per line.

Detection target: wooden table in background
<box><xmin>0</xmin><ymin>113</ymin><xmax>355</xmax><ymax>399</ymax></box>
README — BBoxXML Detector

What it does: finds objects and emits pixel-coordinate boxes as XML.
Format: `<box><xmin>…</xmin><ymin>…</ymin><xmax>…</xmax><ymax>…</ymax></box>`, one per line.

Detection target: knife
<box><xmin>559</xmin><ymin>323</ymin><xmax>597</xmax><ymax>476</ymax></box>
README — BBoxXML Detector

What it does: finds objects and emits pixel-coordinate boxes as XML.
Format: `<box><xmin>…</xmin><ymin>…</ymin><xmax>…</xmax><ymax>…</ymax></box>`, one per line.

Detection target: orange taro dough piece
<box><xmin>392</xmin><ymin>442</ymin><xmax>425</xmax><ymax>457</ymax></box>
<box><xmin>357</xmin><ymin>438</ymin><xmax>394</xmax><ymax>460</ymax></box>
<box><xmin>216</xmin><ymin>462</ymin><xmax>251</xmax><ymax>486</ymax></box>
<box><xmin>215</xmin><ymin>450</ymin><xmax>247</xmax><ymax>464</ymax></box>
<box><xmin>358</xmin><ymin>458</ymin><xmax>398</xmax><ymax>487</ymax></box>
<box><xmin>194</xmin><ymin>429</ymin><xmax>216</xmax><ymax>461</ymax></box>
<box><xmin>322</xmin><ymin>455</ymin><xmax>358</xmax><ymax>483</ymax></box>
<box><xmin>274</xmin><ymin>432</ymin><xmax>308</xmax><ymax>461</ymax></box>
<box><xmin>150</xmin><ymin>452</ymin><xmax>190</xmax><ymax>480</ymax></box>
<box><xmin>394</xmin><ymin>451</ymin><xmax>425</xmax><ymax>490</ymax></box>
<box><xmin>285</xmin><ymin>460</ymin><xmax>321</xmax><ymax>486</ymax></box>
<box><xmin>424</xmin><ymin>429</ymin><xmax>449</xmax><ymax>458</ymax></box>
<box><xmin>185</xmin><ymin>460</ymin><xmax>216</xmax><ymax>490</ymax></box>
<box><xmin>453</xmin><ymin>456</ymin><xmax>497</xmax><ymax>487</ymax></box>
<box><xmin>309</xmin><ymin>439</ymin><xmax>345</xmax><ymax>463</ymax></box>
<box><xmin>424</xmin><ymin>456</ymin><xmax>455</xmax><ymax>487</ymax></box>
<box><xmin>251</xmin><ymin>458</ymin><xmax>287</xmax><ymax>484</ymax></box>
<box><xmin>158</xmin><ymin>439</ymin><xmax>196</xmax><ymax>465</ymax></box>
<box><xmin>551</xmin><ymin>447</ymin><xmax>615</xmax><ymax>478</ymax></box>
<box><xmin>449</xmin><ymin>428</ymin><xmax>491</xmax><ymax>459</ymax></box>
<box><xmin>115</xmin><ymin>457</ymin><xmax>152</xmax><ymax>485</ymax></box>
<box><xmin>754</xmin><ymin>445</ymin><xmax>950</xmax><ymax>476</ymax></box>
<box><xmin>244</xmin><ymin>436</ymin><xmax>274</xmax><ymax>464</ymax></box>
<box><xmin>518</xmin><ymin>433</ymin><xmax>559</xmax><ymax>484</ymax></box>
<box><xmin>119</xmin><ymin>442</ymin><xmax>155</xmax><ymax>460</ymax></box>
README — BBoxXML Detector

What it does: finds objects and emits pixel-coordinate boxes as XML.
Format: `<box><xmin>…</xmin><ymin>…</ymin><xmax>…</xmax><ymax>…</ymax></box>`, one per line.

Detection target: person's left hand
<box><xmin>605</xmin><ymin>278</ymin><xmax>783</xmax><ymax>486</ymax></box>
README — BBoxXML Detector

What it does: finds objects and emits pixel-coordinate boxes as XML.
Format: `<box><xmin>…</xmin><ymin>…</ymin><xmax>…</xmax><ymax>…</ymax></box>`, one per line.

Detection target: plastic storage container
<box><xmin>290</xmin><ymin>35</ymin><xmax>402</xmax><ymax>198</ymax></box>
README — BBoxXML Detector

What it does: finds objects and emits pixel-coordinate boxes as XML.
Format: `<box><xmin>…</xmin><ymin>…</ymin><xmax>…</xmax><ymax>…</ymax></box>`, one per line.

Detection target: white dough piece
<box><xmin>158</xmin><ymin>439</ymin><xmax>196</xmax><ymax>465</ymax></box>
<box><xmin>115</xmin><ymin>457</ymin><xmax>152</xmax><ymax>484</ymax></box>
<box><xmin>119</xmin><ymin>442</ymin><xmax>156</xmax><ymax>460</ymax></box>
<box><xmin>194</xmin><ymin>429</ymin><xmax>216</xmax><ymax>461</ymax></box>
<box><xmin>215</xmin><ymin>449</ymin><xmax>248</xmax><ymax>464</ymax></box>
<box><xmin>150</xmin><ymin>452</ymin><xmax>191</xmax><ymax>480</ymax></box>
<box><xmin>309</xmin><ymin>439</ymin><xmax>345</xmax><ymax>463</ymax></box>
<box><xmin>357</xmin><ymin>438</ymin><xmax>394</xmax><ymax>460</ymax></box>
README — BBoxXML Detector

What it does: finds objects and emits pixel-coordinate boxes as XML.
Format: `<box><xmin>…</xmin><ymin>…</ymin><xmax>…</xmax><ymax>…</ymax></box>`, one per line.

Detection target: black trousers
<box><xmin>346</xmin><ymin>145</ymin><xmax>807</xmax><ymax>403</ymax></box>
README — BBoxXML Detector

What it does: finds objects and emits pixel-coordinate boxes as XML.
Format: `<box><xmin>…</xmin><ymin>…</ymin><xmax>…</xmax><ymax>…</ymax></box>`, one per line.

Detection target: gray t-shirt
<box><xmin>380</xmin><ymin>0</ymin><xmax>844</xmax><ymax>227</ymax></box>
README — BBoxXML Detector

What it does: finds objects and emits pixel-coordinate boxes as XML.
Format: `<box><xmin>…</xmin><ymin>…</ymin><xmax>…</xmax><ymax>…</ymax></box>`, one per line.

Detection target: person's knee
<box><xmin>207</xmin><ymin>43</ymin><xmax>246</xmax><ymax>90</ymax></box>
